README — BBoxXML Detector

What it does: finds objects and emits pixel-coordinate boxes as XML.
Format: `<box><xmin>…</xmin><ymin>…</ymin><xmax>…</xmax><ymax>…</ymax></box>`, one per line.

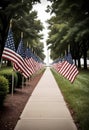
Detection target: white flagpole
<box><xmin>20</xmin><ymin>32</ymin><xmax>24</xmax><ymax>89</ymax></box>
<box><xmin>22</xmin><ymin>76</ymin><xmax>24</xmax><ymax>89</ymax></box>
<box><xmin>12</xmin><ymin>69</ymin><xmax>14</xmax><ymax>96</ymax></box>
<box><xmin>68</xmin><ymin>44</ymin><xmax>70</xmax><ymax>52</ymax></box>
<box><xmin>9</xmin><ymin>19</ymin><xmax>14</xmax><ymax>96</ymax></box>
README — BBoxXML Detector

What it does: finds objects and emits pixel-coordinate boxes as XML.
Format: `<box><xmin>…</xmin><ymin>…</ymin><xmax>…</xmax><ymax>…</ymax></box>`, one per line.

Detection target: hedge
<box><xmin>16</xmin><ymin>72</ymin><xmax>22</xmax><ymax>88</ymax></box>
<box><xmin>0</xmin><ymin>69</ymin><xmax>18</xmax><ymax>93</ymax></box>
<box><xmin>0</xmin><ymin>76</ymin><xmax>9</xmax><ymax>107</ymax></box>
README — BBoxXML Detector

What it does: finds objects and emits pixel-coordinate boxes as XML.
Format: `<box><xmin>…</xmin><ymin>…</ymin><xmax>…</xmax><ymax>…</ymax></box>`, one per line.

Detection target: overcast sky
<box><xmin>33</xmin><ymin>0</ymin><xmax>52</xmax><ymax>65</ymax></box>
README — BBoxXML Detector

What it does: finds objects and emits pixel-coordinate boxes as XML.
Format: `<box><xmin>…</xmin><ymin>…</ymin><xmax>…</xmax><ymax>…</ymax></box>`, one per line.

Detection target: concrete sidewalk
<box><xmin>14</xmin><ymin>67</ymin><xmax>77</xmax><ymax>130</ymax></box>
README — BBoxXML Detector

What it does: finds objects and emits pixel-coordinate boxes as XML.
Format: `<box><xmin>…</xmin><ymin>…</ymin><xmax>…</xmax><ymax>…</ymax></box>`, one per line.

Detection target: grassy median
<box><xmin>51</xmin><ymin>68</ymin><xmax>89</xmax><ymax>130</ymax></box>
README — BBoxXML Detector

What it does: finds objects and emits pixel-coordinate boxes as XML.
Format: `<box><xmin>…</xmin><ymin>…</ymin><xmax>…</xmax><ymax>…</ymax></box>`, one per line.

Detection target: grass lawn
<box><xmin>51</xmin><ymin>68</ymin><xmax>89</xmax><ymax>130</ymax></box>
<box><xmin>0</xmin><ymin>67</ymin><xmax>13</xmax><ymax>72</ymax></box>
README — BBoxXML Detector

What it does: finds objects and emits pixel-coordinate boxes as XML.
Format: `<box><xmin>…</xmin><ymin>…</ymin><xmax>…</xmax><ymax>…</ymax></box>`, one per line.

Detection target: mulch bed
<box><xmin>0</xmin><ymin>72</ymin><xmax>44</xmax><ymax>130</ymax></box>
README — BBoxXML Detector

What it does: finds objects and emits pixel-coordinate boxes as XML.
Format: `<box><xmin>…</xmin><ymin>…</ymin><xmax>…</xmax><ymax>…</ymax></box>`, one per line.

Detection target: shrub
<box><xmin>0</xmin><ymin>76</ymin><xmax>9</xmax><ymax>107</ymax></box>
<box><xmin>16</xmin><ymin>72</ymin><xmax>27</xmax><ymax>88</ymax></box>
<box><xmin>0</xmin><ymin>69</ymin><xmax>18</xmax><ymax>93</ymax></box>
<box><xmin>16</xmin><ymin>72</ymin><xmax>22</xmax><ymax>88</ymax></box>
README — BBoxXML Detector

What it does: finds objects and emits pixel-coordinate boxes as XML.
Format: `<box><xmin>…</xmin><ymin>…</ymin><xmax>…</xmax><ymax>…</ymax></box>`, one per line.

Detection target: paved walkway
<box><xmin>14</xmin><ymin>67</ymin><xmax>77</xmax><ymax>130</ymax></box>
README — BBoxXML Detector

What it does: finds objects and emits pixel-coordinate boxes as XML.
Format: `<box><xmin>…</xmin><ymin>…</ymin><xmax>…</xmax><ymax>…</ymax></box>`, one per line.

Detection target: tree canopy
<box><xmin>0</xmin><ymin>0</ymin><xmax>45</xmax><ymax>61</ymax></box>
<box><xmin>46</xmin><ymin>0</ymin><xmax>89</xmax><ymax>68</ymax></box>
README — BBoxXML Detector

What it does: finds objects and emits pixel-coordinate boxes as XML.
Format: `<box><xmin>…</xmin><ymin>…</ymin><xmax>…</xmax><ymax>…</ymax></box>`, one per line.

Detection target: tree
<box><xmin>0</xmin><ymin>0</ymin><xmax>45</xmax><ymax>62</ymax></box>
<box><xmin>46</xmin><ymin>0</ymin><xmax>89</xmax><ymax>69</ymax></box>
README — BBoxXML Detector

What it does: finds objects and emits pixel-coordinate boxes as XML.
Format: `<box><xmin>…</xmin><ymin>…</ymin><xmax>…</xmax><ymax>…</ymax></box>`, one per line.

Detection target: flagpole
<box><xmin>21</xmin><ymin>32</ymin><xmax>25</xmax><ymax>89</ymax></box>
<box><xmin>27</xmin><ymin>41</ymin><xmax>28</xmax><ymax>47</ymax></box>
<box><xmin>27</xmin><ymin>41</ymin><xmax>30</xmax><ymax>80</ymax></box>
<box><xmin>68</xmin><ymin>44</ymin><xmax>70</xmax><ymax>52</ymax></box>
<box><xmin>22</xmin><ymin>76</ymin><xmax>24</xmax><ymax>89</ymax></box>
<box><xmin>12</xmin><ymin>69</ymin><xmax>14</xmax><ymax>96</ymax></box>
<box><xmin>10</xmin><ymin>19</ymin><xmax>14</xmax><ymax>96</ymax></box>
<box><xmin>65</xmin><ymin>50</ymin><xmax>66</xmax><ymax>56</ymax></box>
<box><xmin>10</xmin><ymin>19</ymin><xmax>12</xmax><ymax>28</ymax></box>
<box><xmin>29</xmin><ymin>45</ymin><xmax>34</xmax><ymax>77</ymax></box>
<box><xmin>21</xmin><ymin>32</ymin><xmax>23</xmax><ymax>39</ymax></box>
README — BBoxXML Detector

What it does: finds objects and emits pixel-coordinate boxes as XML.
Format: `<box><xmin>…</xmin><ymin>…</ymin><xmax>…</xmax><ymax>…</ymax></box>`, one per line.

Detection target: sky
<box><xmin>33</xmin><ymin>0</ymin><xmax>53</xmax><ymax>65</ymax></box>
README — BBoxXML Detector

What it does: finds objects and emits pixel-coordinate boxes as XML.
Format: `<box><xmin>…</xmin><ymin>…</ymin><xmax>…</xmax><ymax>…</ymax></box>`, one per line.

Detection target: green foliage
<box><xmin>47</xmin><ymin>20</ymin><xmax>69</xmax><ymax>59</ymax></box>
<box><xmin>0</xmin><ymin>0</ymin><xmax>45</xmax><ymax>61</ymax></box>
<box><xmin>0</xmin><ymin>68</ymin><xmax>18</xmax><ymax>93</ymax></box>
<box><xmin>47</xmin><ymin>0</ymin><xmax>89</xmax><ymax>68</ymax></box>
<box><xmin>12</xmin><ymin>10</ymin><xmax>45</xmax><ymax>60</ymax></box>
<box><xmin>16</xmin><ymin>72</ymin><xmax>22</xmax><ymax>88</ymax></box>
<box><xmin>0</xmin><ymin>76</ymin><xmax>9</xmax><ymax>107</ymax></box>
<box><xmin>51</xmin><ymin>68</ymin><xmax>89</xmax><ymax>130</ymax></box>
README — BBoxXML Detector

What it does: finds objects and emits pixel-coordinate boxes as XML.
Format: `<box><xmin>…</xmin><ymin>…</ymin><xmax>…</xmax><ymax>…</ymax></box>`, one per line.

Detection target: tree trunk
<box><xmin>83</xmin><ymin>42</ymin><xmax>87</xmax><ymax>69</ymax></box>
<box><xmin>0</xmin><ymin>13</ymin><xmax>10</xmax><ymax>61</ymax></box>
<box><xmin>84</xmin><ymin>51</ymin><xmax>87</xmax><ymax>69</ymax></box>
<box><xmin>74</xmin><ymin>59</ymin><xmax>77</xmax><ymax>65</ymax></box>
<box><xmin>78</xmin><ymin>57</ymin><xmax>81</xmax><ymax>68</ymax></box>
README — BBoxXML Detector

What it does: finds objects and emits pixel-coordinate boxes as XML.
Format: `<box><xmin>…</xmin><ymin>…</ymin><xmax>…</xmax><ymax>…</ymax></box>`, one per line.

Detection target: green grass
<box><xmin>51</xmin><ymin>69</ymin><xmax>89</xmax><ymax>130</ymax></box>
<box><xmin>0</xmin><ymin>67</ymin><xmax>13</xmax><ymax>73</ymax></box>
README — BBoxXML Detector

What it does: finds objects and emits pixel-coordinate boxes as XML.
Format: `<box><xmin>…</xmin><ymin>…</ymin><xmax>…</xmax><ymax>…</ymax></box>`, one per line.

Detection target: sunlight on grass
<box><xmin>51</xmin><ymin>68</ymin><xmax>89</xmax><ymax>130</ymax></box>
<box><xmin>0</xmin><ymin>67</ymin><xmax>13</xmax><ymax>73</ymax></box>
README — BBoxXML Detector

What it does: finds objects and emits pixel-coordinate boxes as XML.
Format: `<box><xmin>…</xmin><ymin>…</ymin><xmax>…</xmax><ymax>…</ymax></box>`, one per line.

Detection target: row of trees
<box><xmin>46</xmin><ymin>0</ymin><xmax>89</xmax><ymax>69</ymax></box>
<box><xmin>0</xmin><ymin>0</ymin><xmax>45</xmax><ymax>62</ymax></box>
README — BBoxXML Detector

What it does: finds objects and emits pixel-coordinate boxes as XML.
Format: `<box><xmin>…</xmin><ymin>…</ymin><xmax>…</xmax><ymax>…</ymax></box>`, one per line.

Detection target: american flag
<box><xmin>25</xmin><ymin>47</ymin><xmax>35</xmax><ymax>74</ymax></box>
<box><xmin>28</xmin><ymin>49</ymin><xmax>38</xmax><ymax>72</ymax></box>
<box><xmin>52</xmin><ymin>58</ymin><xmax>62</xmax><ymax>72</ymax></box>
<box><xmin>35</xmin><ymin>56</ymin><xmax>43</xmax><ymax>70</ymax></box>
<box><xmin>2</xmin><ymin>28</ymin><xmax>17</xmax><ymax>63</ymax></box>
<box><xmin>25</xmin><ymin>48</ymin><xmax>43</xmax><ymax>72</ymax></box>
<box><xmin>14</xmin><ymin>39</ymin><xmax>33</xmax><ymax>78</ymax></box>
<box><xmin>32</xmin><ymin>55</ymin><xmax>40</xmax><ymax>71</ymax></box>
<box><xmin>2</xmin><ymin>28</ymin><xmax>31</xmax><ymax>78</ymax></box>
<box><xmin>58</xmin><ymin>53</ymin><xmax>79</xmax><ymax>83</ymax></box>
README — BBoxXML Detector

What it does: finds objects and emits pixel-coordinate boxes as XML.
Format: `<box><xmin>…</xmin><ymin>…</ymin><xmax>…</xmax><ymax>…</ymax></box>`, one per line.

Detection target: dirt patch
<box><xmin>0</xmin><ymin>71</ymin><xmax>44</xmax><ymax>130</ymax></box>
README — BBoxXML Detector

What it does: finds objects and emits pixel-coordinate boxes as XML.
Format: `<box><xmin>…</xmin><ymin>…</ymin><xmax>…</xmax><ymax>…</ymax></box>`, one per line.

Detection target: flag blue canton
<box><xmin>16</xmin><ymin>39</ymin><xmax>26</xmax><ymax>58</ymax></box>
<box><xmin>25</xmin><ymin>48</ymin><xmax>32</xmax><ymax>58</ymax></box>
<box><xmin>63</xmin><ymin>53</ymin><xmax>73</xmax><ymax>64</ymax></box>
<box><xmin>66</xmin><ymin>53</ymin><xmax>73</xmax><ymax>64</ymax></box>
<box><xmin>29</xmin><ymin>49</ymin><xmax>35</xmax><ymax>59</ymax></box>
<box><xmin>2</xmin><ymin>28</ymin><xmax>33</xmax><ymax>78</ymax></box>
<box><xmin>25</xmin><ymin>48</ymin><xmax>41</xmax><ymax>62</ymax></box>
<box><xmin>16</xmin><ymin>39</ymin><xmax>33</xmax><ymax>76</ymax></box>
<box><xmin>26</xmin><ymin>48</ymin><xmax>37</xmax><ymax>61</ymax></box>
<box><xmin>64</xmin><ymin>55</ymin><xmax>67</xmax><ymax>61</ymax></box>
<box><xmin>5</xmin><ymin>29</ymin><xmax>16</xmax><ymax>51</ymax></box>
<box><xmin>52</xmin><ymin>52</ymin><xmax>79</xmax><ymax>83</ymax></box>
